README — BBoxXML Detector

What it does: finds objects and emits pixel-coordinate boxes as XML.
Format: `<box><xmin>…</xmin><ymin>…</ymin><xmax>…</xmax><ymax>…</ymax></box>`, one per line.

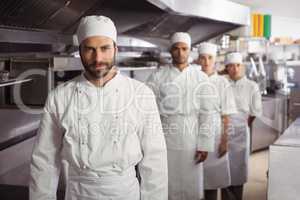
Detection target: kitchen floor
<box><xmin>216</xmin><ymin>150</ymin><xmax>269</xmax><ymax>200</ymax></box>
<box><xmin>244</xmin><ymin>150</ymin><xmax>269</xmax><ymax>200</ymax></box>
<box><xmin>0</xmin><ymin>148</ymin><xmax>269</xmax><ymax>200</ymax></box>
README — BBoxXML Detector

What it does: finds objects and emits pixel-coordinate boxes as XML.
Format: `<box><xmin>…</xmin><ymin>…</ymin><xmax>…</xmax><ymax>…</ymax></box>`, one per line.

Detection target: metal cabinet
<box><xmin>289</xmin><ymin>90</ymin><xmax>300</xmax><ymax>122</ymax></box>
<box><xmin>268</xmin><ymin>118</ymin><xmax>300</xmax><ymax>200</ymax></box>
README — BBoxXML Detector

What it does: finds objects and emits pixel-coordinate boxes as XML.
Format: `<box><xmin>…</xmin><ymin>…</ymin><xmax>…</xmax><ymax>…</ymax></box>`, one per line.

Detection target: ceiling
<box><xmin>0</xmin><ymin>0</ymin><xmax>250</xmax><ymax>54</ymax></box>
<box><xmin>230</xmin><ymin>0</ymin><xmax>300</xmax><ymax>19</ymax></box>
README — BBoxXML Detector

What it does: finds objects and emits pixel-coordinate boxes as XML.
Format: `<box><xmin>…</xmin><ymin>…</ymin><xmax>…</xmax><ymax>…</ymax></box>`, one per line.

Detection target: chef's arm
<box><xmin>195</xmin><ymin>111</ymin><xmax>214</xmax><ymax>164</ymax></box>
<box><xmin>248</xmin><ymin>115</ymin><xmax>256</xmax><ymax>128</ymax></box>
<box><xmin>29</xmin><ymin>92</ymin><xmax>63</xmax><ymax>200</ymax></box>
<box><xmin>138</xmin><ymin>88</ymin><xmax>168</xmax><ymax>200</ymax></box>
<box><xmin>146</xmin><ymin>71</ymin><xmax>160</xmax><ymax>102</ymax></box>
<box><xmin>249</xmin><ymin>84</ymin><xmax>262</xmax><ymax>126</ymax></box>
<box><xmin>196</xmin><ymin>82</ymin><xmax>217</xmax><ymax>153</ymax></box>
<box><xmin>218</xmin><ymin>115</ymin><xmax>229</xmax><ymax>158</ymax></box>
<box><xmin>222</xmin><ymin>115</ymin><xmax>229</xmax><ymax>140</ymax></box>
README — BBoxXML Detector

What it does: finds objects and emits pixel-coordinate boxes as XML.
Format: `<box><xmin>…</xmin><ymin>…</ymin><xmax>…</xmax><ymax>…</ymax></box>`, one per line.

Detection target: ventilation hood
<box><xmin>0</xmin><ymin>0</ymin><xmax>250</xmax><ymax>53</ymax></box>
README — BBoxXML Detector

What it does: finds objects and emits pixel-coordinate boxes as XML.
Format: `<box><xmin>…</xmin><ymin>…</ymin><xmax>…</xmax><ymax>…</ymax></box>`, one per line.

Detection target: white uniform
<box><xmin>226</xmin><ymin>75</ymin><xmax>262</xmax><ymax>185</ymax></box>
<box><xmin>30</xmin><ymin>72</ymin><xmax>168</xmax><ymax>200</ymax></box>
<box><xmin>147</xmin><ymin>64</ymin><xmax>216</xmax><ymax>200</ymax></box>
<box><xmin>203</xmin><ymin>73</ymin><xmax>237</xmax><ymax>190</ymax></box>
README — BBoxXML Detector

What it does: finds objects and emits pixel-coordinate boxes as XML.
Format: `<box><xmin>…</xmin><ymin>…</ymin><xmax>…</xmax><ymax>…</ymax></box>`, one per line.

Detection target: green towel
<box><xmin>264</xmin><ymin>15</ymin><xmax>271</xmax><ymax>39</ymax></box>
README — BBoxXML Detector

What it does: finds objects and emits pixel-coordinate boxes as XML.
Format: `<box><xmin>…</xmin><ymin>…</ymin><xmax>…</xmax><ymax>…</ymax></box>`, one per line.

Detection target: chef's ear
<box><xmin>114</xmin><ymin>42</ymin><xmax>118</xmax><ymax>54</ymax></box>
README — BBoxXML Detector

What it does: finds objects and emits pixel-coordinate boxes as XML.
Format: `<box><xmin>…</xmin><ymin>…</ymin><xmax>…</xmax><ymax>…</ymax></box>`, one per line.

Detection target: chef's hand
<box><xmin>218</xmin><ymin>136</ymin><xmax>228</xmax><ymax>158</ymax></box>
<box><xmin>195</xmin><ymin>151</ymin><xmax>208</xmax><ymax>164</ymax></box>
<box><xmin>219</xmin><ymin>115</ymin><xmax>229</xmax><ymax>158</ymax></box>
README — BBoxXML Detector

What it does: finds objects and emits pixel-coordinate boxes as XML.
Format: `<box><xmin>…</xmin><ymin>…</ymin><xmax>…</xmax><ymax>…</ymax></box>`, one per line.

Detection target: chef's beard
<box><xmin>82</xmin><ymin>54</ymin><xmax>116</xmax><ymax>79</ymax></box>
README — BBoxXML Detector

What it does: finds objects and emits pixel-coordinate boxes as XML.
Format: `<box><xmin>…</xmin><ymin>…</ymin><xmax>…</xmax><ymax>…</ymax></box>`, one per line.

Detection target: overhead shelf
<box><xmin>118</xmin><ymin>66</ymin><xmax>157</xmax><ymax>71</ymax></box>
<box><xmin>0</xmin><ymin>79</ymin><xmax>32</xmax><ymax>87</ymax></box>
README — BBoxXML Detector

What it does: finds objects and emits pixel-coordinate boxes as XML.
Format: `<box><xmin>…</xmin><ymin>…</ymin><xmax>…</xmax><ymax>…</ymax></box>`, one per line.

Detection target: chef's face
<box><xmin>170</xmin><ymin>42</ymin><xmax>190</xmax><ymax>65</ymax></box>
<box><xmin>197</xmin><ymin>54</ymin><xmax>215</xmax><ymax>72</ymax></box>
<box><xmin>80</xmin><ymin>36</ymin><xmax>117</xmax><ymax>79</ymax></box>
<box><xmin>226</xmin><ymin>63</ymin><xmax>244</xmax><ymax>80</ymax></box>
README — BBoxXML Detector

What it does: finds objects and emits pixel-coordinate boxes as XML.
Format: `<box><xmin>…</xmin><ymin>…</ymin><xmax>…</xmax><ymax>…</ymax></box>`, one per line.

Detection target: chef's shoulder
<box><xmin>121</xmin><ymin>74</ymin><xmax>156</xmax><ymax>98</ymax></box>
<box><xmin>216</xmin><ymin>73</ymin><xmax>230</xmax><ymax>83</ymax></box>
<box><xmin>244</xmin><ymin>78</ymin><xmax>260</xmax><ymax>92</ymax></box>
<box><xmin>45</xmin><ymin>75</ymin><xmax>80</xmax><ymax>109</ymax></box>
<box><xmin>148</xmin><ymin>65</ymin><xmax>172</xmax><ymax>81</ymax></box>
<box><xmin>215</xmin><ymin>73</ymin><xmax>231</xmax><ymax>88</ymax></box>
<box><xmin>185</xmin><ymin>64</ymin><xmax>209</xmax><ymax>82</ymax></box>
<box><xmin>51</xmin><ymin>75</ymin><xmax>79</xmax><ymax>96</ymax></box>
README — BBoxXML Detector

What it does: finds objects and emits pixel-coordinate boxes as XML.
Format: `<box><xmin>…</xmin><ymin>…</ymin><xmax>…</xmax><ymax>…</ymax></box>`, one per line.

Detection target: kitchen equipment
<box><xmin>0</xmin><ymin>70</ymin><xmax>9</xmax><ymax>82</ymax></box>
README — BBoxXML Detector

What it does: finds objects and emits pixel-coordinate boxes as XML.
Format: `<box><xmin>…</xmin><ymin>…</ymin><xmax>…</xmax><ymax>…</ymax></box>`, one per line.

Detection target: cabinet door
<box><xmin>268</xmin><ymin>145</ymin><xmax>300</xmax><ymax>200</ymax></box>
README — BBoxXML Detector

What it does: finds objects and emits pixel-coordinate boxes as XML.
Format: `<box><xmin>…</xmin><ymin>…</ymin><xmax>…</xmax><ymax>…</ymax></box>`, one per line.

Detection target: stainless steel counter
<box><xmin>268</xmin><ymin>118</ymin><xmax>300</xmax><ymax>200</ymax></box>
<box><xmin>251</xmin><ymin>95</ymin><xmax>287</xmax><ymax>151</ymax></box>
<box><xmin>0</xmin><ymin>108</ymin><xmax>41</xmax><ymax>190</ymax></box>
<box><xmin>0</xmin><ymin>108</ymin><xmax>41</xmax><ymax>150</ymax></box>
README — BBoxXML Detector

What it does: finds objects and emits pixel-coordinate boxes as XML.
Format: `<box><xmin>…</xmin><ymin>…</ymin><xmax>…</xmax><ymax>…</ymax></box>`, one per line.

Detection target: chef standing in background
<box><xmin>196</xmin><ymin>43</ymin><xmax>237</xmax><ymax>200</ymax></box>
<box><xmin>222</xmin><ymin>52</ymin><xmax>262</xmax><ymax>200</ymax></box>
<box><xmin>147</xmin><ymin>32</ymin><xmax>217</xmax><ymax>200</ymax></box>
<box><xmin>29</xmin><ymin>15</ymin><xmax>168</xmax><ymax>200</ymax></box>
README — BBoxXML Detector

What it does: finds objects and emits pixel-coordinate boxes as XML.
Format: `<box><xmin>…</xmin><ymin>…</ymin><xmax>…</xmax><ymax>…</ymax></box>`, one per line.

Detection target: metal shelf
<box><xmin>0</xmin><ymin>79</ymin><xmax>32</xmax><ymax>87</ymax></box>
<box><xmin>118</xmin><ymin>66</ymin><xmax>157</xmax><ymax>71</ymax></box>
<box><xmin>52</xmin><ymin>66</ymin><xmax>157</xmax><ymax>72</ymax></box>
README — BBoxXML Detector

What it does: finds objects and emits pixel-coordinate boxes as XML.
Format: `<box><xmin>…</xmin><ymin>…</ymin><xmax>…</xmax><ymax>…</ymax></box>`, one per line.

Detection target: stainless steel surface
<box><xmin>0</xmin><ymin>28</ymin><xmax>73</xmax><ymax>45</ymax></box>
<box><xmin>268</xmin><ymin>145</ymin><xmax>300</xmax><ymax>200</ymax></box>
<box><xmin>0</xmin><ymin>138</ymin><xmax>35</xmax><ymax>180</ymax></box>
<box><xmin>148</xmin><ymin>0</ymin><xmax>250</xmax><ymax>25</ymax></box>
<box><xmin>0</xmin><ymin>78</ymin><xmax>32</xmax><ymax>88</ymax></box>
<box><xmin>0</xmin><ymin>0</ymin><xmax>99</xmax><ymax>31</ymax></box>
<box><xmin>251</xmin><ymin>96</ymin><xmax>285</xmax><ymax>151</ymax></box>
<box><xmin>0</xmin><ymin>109</ymin><xmax>41</xmax><ymax>144</ymax></box>
<box><xmin>289</xmin><ymin>90</ymin><xmax>300</xmax><ymax>122</ymax></box>
<box><xmin>0</xmin><ymin>70</ymin><xmax>9</xmax><ymax>82</ymax></box>
<box><xmin>268</xmin><ymin>118</ymin><xmax>300</xmax><ymax>200</ymax></box>
<box><xmin>122</xmin><ymin>0</ymin><xmax>249</xmax><ymax>48</ymax></box>
<box><xmin>0</xmin><ymin>108</ymin><xmax>41</xmax><ymax>188</ymax></box>
<box><xmin>0</xmin><ymin>0</ymin><xmax>250</xmax><ymax>53</ymax></box>
<box><xmin>274</xmin><ymin>118</ymin><xmax>300</xmax><ymax>146</ymax></box>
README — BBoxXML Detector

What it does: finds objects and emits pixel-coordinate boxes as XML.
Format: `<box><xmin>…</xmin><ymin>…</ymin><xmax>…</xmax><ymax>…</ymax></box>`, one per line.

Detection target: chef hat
<box><xmin>76</xmin><ymin>15</ymin><xmax>117</xmax><ymax>45</ymax></box>
<box><xmin>198</xmin><ymin>42</ymin><xmax>217</xmax><ymax>57</ymax></box>
<box><xmin>225</xmin><ymin>52</ymin><xmax>243</xmax><ymax>65</ymax></box>
<box><xmin>170</xmin><ymin>32</ymin><xmax>191</xmax><ymax>48</ymax></box>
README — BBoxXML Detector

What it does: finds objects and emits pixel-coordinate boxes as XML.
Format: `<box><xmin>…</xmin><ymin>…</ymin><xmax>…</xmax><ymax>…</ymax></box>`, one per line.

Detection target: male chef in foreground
<box><xmin>29</xmin><ymin>15</ymin><xmax>168</xmax><ymax>200</ymax></box>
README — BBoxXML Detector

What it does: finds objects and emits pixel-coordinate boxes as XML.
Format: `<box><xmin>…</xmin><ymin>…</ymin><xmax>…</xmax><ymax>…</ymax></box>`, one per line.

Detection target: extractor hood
<box><xmin>0</xmin><ymin>0</ymin><xmax>250</xmax><ymax>53</ymax></box>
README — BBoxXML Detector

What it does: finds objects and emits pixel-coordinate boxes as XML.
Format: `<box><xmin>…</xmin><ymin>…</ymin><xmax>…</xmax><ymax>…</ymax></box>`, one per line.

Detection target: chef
<box><xmin>147</xmin><ymin>32</ymin><xmax>216</xmax><ymax>200</ymax></box>
<box><xmin>29</xmin><ymin>15</ymin><xmax>168</xmax><ymax>200</ymax></box>
<box><xmin>196</xmin><ymin>43</ymin><xmax>237</xmax><ymax>200</ymax></box>
<box><xmin>221</xmin><ymin>52</ymin><xmax>262</xmax><ymax>200</ymax></box>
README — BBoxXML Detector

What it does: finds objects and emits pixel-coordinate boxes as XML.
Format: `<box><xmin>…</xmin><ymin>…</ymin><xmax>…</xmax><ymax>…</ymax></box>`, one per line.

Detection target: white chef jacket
<box><xmin>147</xmin><ymin>64</ymin><xmax>217</xmax><ymax>151</ymax></box>
<box><xmin>208</xmin><ymin>73</ymin><xmax>237</xmax><ymax>117</ymax></box>
<box><xmin>29</xmin><ymin>72</ymin><xmax>168</xmax><ymax>200</ymax></box>
<box><xmin>147</xmin><ymin>64</ymin><xmax>217</xmax><ymax>200</ymax></box>
<box><xmin>226</xmin><ymin>75</ymin><xmax>262</xmax><ymax>117</ymax></box>
<box><xmin>224</xmin><ymin>75</ymin><xmax>262</xmax><ymax>185</ymax></box>
<box><xmin>203</xmin><ymin>72</ymin><xmax>237</xmax><ymax>189</ymax></box>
